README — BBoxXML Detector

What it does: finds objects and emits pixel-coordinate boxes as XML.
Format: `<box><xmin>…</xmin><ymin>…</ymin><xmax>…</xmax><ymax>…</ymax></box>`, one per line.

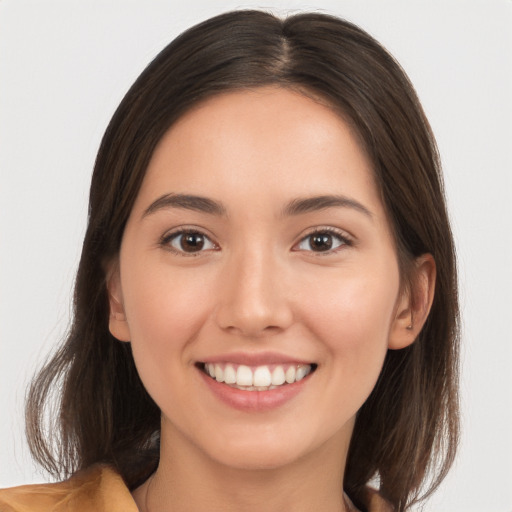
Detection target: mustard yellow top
<box><xmin>0</xmin><ymin>464</ymin><xmax>393</xmax><ymax>512</ymax></box>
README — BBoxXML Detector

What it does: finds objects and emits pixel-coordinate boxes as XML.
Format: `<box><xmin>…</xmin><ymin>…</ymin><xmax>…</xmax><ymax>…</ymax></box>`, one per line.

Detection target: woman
<box><xmin>0</xmin><ymin>9</ymin><xmax>459</xmax><ymax>512</ymax></box>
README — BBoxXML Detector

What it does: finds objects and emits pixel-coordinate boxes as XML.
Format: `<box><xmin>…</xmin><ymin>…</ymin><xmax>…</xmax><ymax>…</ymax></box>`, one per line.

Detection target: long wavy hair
<box><xmin>26</xmin><ymin>10</ymin><xmax>459</xmax><ymax>512</ymax></box>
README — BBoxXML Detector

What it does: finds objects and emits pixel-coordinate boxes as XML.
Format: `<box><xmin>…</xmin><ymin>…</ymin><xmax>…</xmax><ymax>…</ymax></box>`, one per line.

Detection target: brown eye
<box><xmin>166</xmin><ymin>231</ymin><xmax>216</xmax><ymax>254</ymax></box>
<box><xmin>181</xmin><ymin>233</ymin><xmax>205</xmax><ymax>252</ymax></box>
<box><xmin>296</xmin><ymin>230</ymin><xmax>349</xmax><ymax>253</ymax></box>
<box><xmin>310</xmin><ymin>233</ymin><xmax>333</xmax><ymax>251</ymax></box>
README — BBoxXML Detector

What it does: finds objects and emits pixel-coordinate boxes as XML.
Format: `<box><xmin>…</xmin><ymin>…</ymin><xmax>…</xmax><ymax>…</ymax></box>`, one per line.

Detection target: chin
<box><xmin>210</xmin><ymin>442</ymin><xmax>307</xmax><ymax>471</ymax></box>
<box><xmin>199</xmin><ymin>422</ymin><xmax>342</xmax><ymax>472</ymax></box>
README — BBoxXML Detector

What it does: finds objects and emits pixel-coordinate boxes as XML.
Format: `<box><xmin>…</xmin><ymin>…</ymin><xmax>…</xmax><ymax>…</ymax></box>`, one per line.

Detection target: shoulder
<box><xmin>0</xmin><ymin>465</ymin><xmax>138</xmax><ymax>512</ymax></box>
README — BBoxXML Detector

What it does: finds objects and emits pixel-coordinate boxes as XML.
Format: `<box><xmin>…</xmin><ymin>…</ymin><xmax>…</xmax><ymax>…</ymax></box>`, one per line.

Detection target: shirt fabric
<box><xmin>0</xmin><ymin>464</ymin><xmax>393</xmax><ymax>511</ymax></box>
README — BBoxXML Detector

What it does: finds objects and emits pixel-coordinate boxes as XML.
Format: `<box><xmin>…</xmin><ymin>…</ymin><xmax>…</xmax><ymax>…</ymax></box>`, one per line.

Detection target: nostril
<box><xmin>214</xmin><ymin>277</ymin><xmax>294</xmax><ymax>336</ymax></box>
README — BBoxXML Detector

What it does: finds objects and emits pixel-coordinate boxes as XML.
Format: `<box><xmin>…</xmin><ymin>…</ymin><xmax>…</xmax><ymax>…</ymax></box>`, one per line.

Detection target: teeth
<box><xmin>224</xmin><ymin>364</ymin><xmax>236</xmax><ymax>384</ymax></box>
<box><xmin>253</xmin><ymin>366</ymin><xmax>272</xmax><ymax>387</ymax></box>
<box><xmin>296</xmin><ymin>365</ymin><xmax>310</xmax><ymax>381</ymax></box>
<box><xmin>285</xmin><ymin>366</ymin><xmax>296</xmax><ymax>384</ymax></box>
<box><xmin>215</xmin><ymin>365</ymin><xmax>224</xmax><ymax>383</ymax></box>
<box><xmin>271</xmin><ymin>366</ymin><xmax>286</xmax><ymax>386</ymax></box>
<box><xmin>204</xmin><ymin>362</ymin><xmax>313</xmax><ymax>389</ymax></box>
<box><xmin>236</xmin><ymin>365</ymin><xmax>253</xmax><ymax>386</ymax></box>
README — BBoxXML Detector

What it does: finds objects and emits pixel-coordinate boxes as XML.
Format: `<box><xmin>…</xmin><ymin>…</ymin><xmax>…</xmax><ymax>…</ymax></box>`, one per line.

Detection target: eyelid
<box><xmin>292</xmin><ymin>226</ymin><xmax>354</xmax><ymax>254</ymax></box>
<box><xmin>159</xmin><ymin>226</ymin><xmax>219</xmax><ymax>256</ymax></box>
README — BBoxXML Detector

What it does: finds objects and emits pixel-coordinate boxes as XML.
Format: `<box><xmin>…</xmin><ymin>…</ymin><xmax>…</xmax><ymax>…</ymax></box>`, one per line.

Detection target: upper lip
<box><xmin>198</xmin><ymin>351</ymin><xmax>315</xmax><ymax>366</ymax></box>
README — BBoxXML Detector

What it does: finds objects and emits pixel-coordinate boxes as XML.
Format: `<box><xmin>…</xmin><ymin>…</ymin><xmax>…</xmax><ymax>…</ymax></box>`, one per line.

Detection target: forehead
<box><xmin>133</xmin><ymin>86</ymin><xmax>384</xmax><ymax>217</ymax></box>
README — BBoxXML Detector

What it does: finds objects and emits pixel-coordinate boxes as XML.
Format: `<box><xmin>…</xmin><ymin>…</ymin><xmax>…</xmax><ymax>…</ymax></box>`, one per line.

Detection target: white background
<box><xmin>1</xmin><ymin>1</ymin><xmax>511</xmax><ymax>511</ymax></box>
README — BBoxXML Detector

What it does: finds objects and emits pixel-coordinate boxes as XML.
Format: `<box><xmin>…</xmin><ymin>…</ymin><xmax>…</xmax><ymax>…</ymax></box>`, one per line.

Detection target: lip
<box><xmin>199</xmin><ymin>351</ymin><xmax>314</xmax><ymax>367</ymax></box>
<box><xmin>196</xmin><ymin>359</ymin><xmax>315</xmax><ymax>412</ymax></box>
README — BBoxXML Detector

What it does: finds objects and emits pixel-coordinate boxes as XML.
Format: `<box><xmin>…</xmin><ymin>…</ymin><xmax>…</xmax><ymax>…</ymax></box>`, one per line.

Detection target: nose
<box><xmin>214</xmin><ymin>247</ymin><xmax>294</xmax><ymax>338</ymax></box>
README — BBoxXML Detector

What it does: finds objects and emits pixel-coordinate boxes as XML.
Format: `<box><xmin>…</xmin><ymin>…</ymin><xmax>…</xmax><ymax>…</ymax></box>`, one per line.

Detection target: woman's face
<box><xmin>109</xmin><ymin>87</ymin><xmax>412</xmax><ymax>471</ymax></box>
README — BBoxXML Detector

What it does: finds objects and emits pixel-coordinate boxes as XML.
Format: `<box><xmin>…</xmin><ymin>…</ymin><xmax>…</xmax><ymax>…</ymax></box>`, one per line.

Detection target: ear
<box><xmin>388</xmin><ymin>254</ymin><xmax>436</xmax><ymax>350</ymax></box>
<box><xmin>106</xmin><ymin>261</ymin><xmax>131</xmax><ymax>342</ymax></box>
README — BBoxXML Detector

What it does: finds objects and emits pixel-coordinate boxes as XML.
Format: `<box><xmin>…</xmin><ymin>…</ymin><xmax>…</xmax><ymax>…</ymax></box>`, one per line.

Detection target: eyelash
<box><xmin>159</xmin><ymin>227</ymin><xmax>353</xmax><ymax>256</ymax></box>
<box><xmin>160</xmin><ymin>228</ymin><xmax>218</xmax><ymax>257</ymax></box>
<box><xmin>293</xmin><ymin>227</ymin><xmax>353</xmax><ymax>255</ymax></box>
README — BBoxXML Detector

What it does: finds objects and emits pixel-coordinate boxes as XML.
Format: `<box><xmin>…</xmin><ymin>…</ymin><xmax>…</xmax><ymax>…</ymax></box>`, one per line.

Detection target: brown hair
<box><xmin>26</xmin><ymin>10</ymin><xmax>459</xmax><ymax>511</ymax></box>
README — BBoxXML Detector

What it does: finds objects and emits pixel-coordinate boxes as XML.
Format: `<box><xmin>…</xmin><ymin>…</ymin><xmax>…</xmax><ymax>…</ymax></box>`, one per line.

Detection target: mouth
<box><xmin>197</xmin><ymin>362</ymin><xmax>317</xmax><ymax>391</ymax></box>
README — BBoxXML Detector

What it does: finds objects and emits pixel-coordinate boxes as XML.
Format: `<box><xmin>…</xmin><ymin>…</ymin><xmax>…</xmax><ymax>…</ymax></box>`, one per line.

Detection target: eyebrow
<box><xmin>282</xmin><ymin>195</ymin><xmax>373</xmax><ymax>219</ymax></box>
<box><xmin>142</xmin><ymin>193</ymin><xmax>227</xmax><ymax>218</ymax></box>
<box><xmin>142</xmin><ymin>193</ymin><xmax>372</xmax><ymax>220</ymax></box>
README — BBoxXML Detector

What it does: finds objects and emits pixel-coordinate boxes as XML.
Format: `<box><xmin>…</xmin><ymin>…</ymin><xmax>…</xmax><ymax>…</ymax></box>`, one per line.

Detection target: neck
<box><xmin>134</xmin><ymin>419</ymin><xmax>352</xmax><ymax>512</ymax></box>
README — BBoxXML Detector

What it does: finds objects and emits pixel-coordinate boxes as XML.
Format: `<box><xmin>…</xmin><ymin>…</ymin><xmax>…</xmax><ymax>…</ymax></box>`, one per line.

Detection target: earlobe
<box><xmin>106</xmin><ymin>263</ymin><xmax>131</xmax><ymax>342</ymax></box>
<box><xmin>388</xmin><ymin>254</ymin><xmax>436</xmax><ymax>350</ymax></box>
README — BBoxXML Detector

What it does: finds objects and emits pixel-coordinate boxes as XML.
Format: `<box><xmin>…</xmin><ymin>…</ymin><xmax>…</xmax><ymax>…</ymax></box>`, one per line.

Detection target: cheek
<box><xmin>296</xmin><ymin>260</ymin><xmax>400</xmax><ymax>392</ymax></box>
<box><xmin>120</xmin><ymin>260</ymin><xmax>216</xmax><ymax>386</ymax></box>
<box><xmin>123</xmin><ymin>258</ymin><xmax>214</xmax><ymax>338</ymax></box>
<box><xmin>301</xmin><ymin>267</ymin><xmax>399</xmax><ymax>339</ymax></box>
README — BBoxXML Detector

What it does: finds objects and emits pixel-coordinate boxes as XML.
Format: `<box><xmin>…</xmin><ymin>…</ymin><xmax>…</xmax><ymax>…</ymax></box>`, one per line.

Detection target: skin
<box><xmin>108</xmin><ymin>87</ymin><xmax>435</xmax><ymax>512</ymax></box>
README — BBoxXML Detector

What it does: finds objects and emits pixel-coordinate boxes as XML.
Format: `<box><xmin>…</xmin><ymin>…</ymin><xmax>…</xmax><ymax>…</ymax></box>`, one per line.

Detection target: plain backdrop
<box><xmin>1</xmin><ymin>1</ymin><xmax>511</xmax><ymax>511</ymax></box>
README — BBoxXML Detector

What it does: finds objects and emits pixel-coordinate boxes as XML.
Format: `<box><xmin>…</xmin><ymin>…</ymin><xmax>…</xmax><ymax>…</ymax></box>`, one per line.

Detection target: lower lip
<box><xmin>198</xmin><ymin>368</ymin><xmax>311</xmax><ymax>412</ymax></box>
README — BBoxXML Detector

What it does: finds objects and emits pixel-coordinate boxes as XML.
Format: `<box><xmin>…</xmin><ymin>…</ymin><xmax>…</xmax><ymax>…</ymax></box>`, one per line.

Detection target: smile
<box><xmin>199</xmin><ymin>362</ymin><xmax>317</xmax><ymax>391</ymax></box>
